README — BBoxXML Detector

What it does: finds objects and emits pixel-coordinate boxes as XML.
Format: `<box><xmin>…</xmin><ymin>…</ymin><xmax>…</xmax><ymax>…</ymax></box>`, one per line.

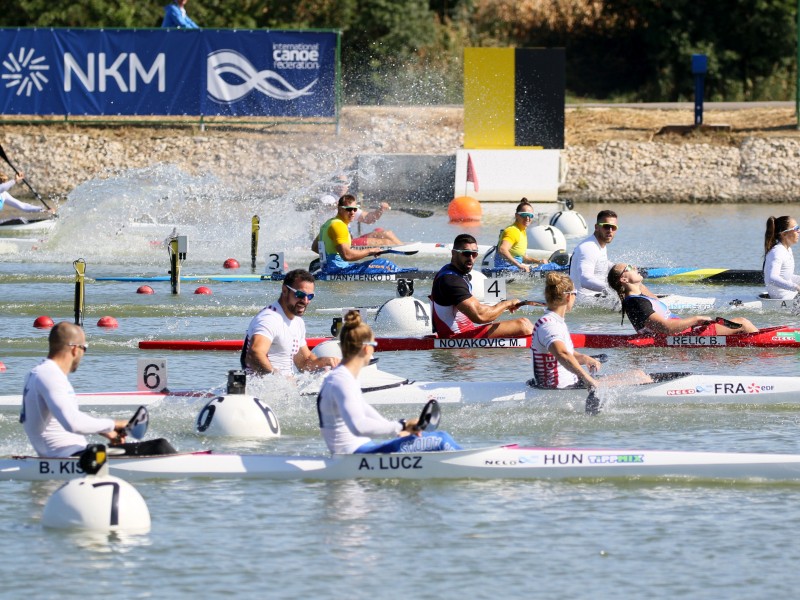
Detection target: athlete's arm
<box><xmin>456</xmin><ymin>295</ymin><xmax>524</xmax><ymax>324</ymax></box>
<box><xmin>311</xmin><ymin>234</ymin><xmax>320</xmax><ymax>254</ymax></box>
<box><xmin>246</xmin><ymin>334</ymin><xmax>277</xmax><ymax>375</ymax></box>
<box><xmin>294</xmin><ymin>345</ymin><xmax>340</xmax><ymax>372</ymax></box>
<box><xmin>644</xmin><ymin>312</ymin><xmax>711</xmax><ymax>335</ymax></box>
<box><xmin>335</xmin><ymin>242</ymin><xmax>381</xmax><ymax>262</ymax></box>
<box><xmin>548</xmin><ymin>340</ymin><xmax>599</xmax><ymax>388</ymax></box>
<box><xmin>358</xmin><ymin>203</ymin><xmax>390</xmax><ymax>225</ymax></box>
<box><xmin>497</xmin><ymin>239</ymin><xmax>529</xmax><ymax>272</ymax></box>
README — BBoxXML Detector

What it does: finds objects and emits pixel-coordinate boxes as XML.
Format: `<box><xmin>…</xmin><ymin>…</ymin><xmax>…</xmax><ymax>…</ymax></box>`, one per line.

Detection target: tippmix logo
<box><xmin>1</xmin><ymin>47</ymin><xmax>50</xmax><ymax>97</ymax></box>
<box><xmin>206</xmin><ymin>49</ymin><xmax>317</xmax><ymax>104</ymax></box>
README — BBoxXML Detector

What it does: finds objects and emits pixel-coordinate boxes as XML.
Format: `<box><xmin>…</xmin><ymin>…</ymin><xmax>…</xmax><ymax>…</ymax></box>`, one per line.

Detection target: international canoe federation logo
<box><xmin>206</xmin><ymin>48</ymin><xmax>318</xmax><ymax>104</ymax></box>
<box><xmin>1</xmin><ymin>47</ymin><xmax>50</xmax><ymax>97</ymax></box>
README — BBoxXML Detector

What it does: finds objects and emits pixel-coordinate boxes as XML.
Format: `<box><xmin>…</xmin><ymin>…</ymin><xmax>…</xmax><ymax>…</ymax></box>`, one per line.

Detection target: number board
<box><xmin>264</xmin><ymin>252</ymin><xmax>285</xmax><ymax>275</ymax></box>
<box><xmin>137</xmin><ymin>358</ymin><xmax>168</xmax><ymax>392</ymax></box>
<box><xmin>484</xmin><ymin>278</ymin><xmax>507</xmax><ymax>302</ymax></box>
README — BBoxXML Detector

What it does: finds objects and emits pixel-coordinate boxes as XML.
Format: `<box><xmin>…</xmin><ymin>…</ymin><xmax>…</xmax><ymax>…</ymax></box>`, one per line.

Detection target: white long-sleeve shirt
<box><xmin>569</xmin><ymin>234</ymin><xmax>611</xmax><ymax>298</ymax></box>
<box><xmin>317</xmin><ymin>366</ymin><xmax>402</xmax><ymax>454</ymax></box>
<box><xmin>0</xmin><ymin>191</ymin><xmax>44</xmax><ymax>213</ymax></box>
<box><xmin>21</xmin><ymin>359</ymin><xmax>115</xmax><ymax>457</ymax></box>
<box><xmin>764</xmin><ymin>244</ymin><xmax>800</xmax><ymax>299</ymax></box>
<box><xmin>0</xmin><ymin>179</ymin><xmax>17</xmax><ymax>194</ymax></box>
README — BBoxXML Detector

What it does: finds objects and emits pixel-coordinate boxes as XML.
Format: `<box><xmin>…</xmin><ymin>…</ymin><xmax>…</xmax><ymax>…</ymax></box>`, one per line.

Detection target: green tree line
<box><xmin>2</xmin><ymin>0</ymin><xmax>797</xmax><ymax>103</ymax></box>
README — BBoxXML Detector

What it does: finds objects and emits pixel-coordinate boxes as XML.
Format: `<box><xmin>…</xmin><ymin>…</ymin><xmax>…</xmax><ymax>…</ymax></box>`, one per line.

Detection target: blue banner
<box><xmin>0</xmin><ymin>29</ymin><xmax>338</xmax><ymax>117</ymax></box>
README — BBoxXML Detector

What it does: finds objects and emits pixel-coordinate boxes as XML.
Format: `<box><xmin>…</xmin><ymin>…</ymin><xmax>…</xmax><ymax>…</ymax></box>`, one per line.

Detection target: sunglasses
<box><xmin>517</xmin><ymin>212</ymin><xmax>535</xmax><ymax>219</ymax></box>
<box><xmin>622</xmin><ymin>264</ymin><xmax>637</xmax><ymax>274</ymax></box>
<box><xmin>342</xmin><ymin>206</ymin><xmax>360</xmax><ymax>213</ymax></box>
<box><xmin>285</xmin><ymin>284</ymin><xmax>315</xmax><ymax>301</ymax></box>
<box><xmin>781</xmin><ymin>225</ymin><xmax>800</xmax><ymax>234</ymax></box>
<box><xmin>563</xmin><ymin>290</ymin><xmax>577</xmax><ymax>297</ymax></box>
<box><xmin>69</xmin><ymin>343</ymin><xmax>88</xmax><ymax>352</ymax></box>
<box><xmin>453</xmin><ymin>249</ymin><xmax>479</xmax><ymax>259</ymax></box>
<box><xmin>598</xmin><ymin>222</ymin><xmax>618</xmax><ymax>231</ymax></box>
<box><xmin>363</xmin><ymin>341</ymin><xmax>378</xmax><ymax>348</ymax></box>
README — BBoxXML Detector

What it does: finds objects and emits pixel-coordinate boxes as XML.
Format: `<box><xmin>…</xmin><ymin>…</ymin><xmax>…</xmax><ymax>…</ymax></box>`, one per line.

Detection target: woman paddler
<box><xmin>763</xmin><ymin>215</ymin><xmax>800</xmax><ymax>299</ymax></box>
<box><xmin>493</xmin><ymin>198</ymin><xmax>548</xmax><ymax>272</ymax></box>
<box><xmin>607</xmin><ymin>263</ymin><xmax>757</xmax><ymax>335</ymax></box>
<box><xmin>317</xmin><ymin>310</ymin><xmax>461</xmax><ymax>454</ymax></box>
<box><xmin>530</xmin><ymin>272</ymin><xmax>651</xmax><ymax>389</ymax></box>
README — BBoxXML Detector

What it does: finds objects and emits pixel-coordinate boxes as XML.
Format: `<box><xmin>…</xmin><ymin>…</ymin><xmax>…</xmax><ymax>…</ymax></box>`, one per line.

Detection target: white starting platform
<box><xmin>455</xmin><ymin>149</ymin><xmax>566</xmax><ymax>204</ymax></box>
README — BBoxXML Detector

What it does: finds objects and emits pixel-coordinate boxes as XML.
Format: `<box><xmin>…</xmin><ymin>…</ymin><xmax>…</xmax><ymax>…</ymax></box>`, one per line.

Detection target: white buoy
<box><xmin>549</xmin><ymin>210</ymin><xmax>588</xmax><ymax>237</ymax></box>
<box><xmin>374</xmin><ymin>297</ymin><xmax>432</xmax><ymax>335</ymax></box>
<box><xmin>196</xmin><ymin>395</ymin><xmax>281</xmax><ymax>438</ymax></box>
<box><xmin>313</xmin><ymin>339</ymin><xmax>343</xmax><ymax>360</ymax></box>
<box><xmin>527</xmin><ymin>225</ymin><xmax>566</xmax><ymax>253</ymax></box>
<box><xmin>41</xmin><ymin>446</ymin><xmax>150</xmax><ymax>532</ymax></box>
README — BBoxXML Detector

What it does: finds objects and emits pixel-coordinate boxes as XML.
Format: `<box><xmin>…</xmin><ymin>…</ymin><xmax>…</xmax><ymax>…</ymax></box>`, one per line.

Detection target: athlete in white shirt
<box><xmin>763</xmin><ymin>215</ymin><xmax>800</xmax><ymax>299</ymax></box>
<box><xmin>317</xmin><ymin>310</ymin><xmax>461</xmax><ymax>454</ymax></box>
<box><xmin>242</xmin><ymin>269</ymin><xmax>340</xmax><ymax>375</ymax></box>
<box><xmin>21</xmin><ymin>322</ymin><xmax>175</xmax><ymax>457</ymax></box>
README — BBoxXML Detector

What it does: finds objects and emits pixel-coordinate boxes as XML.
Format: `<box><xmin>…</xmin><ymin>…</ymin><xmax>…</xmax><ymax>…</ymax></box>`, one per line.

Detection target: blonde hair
<box><xmin>607</xmin><ymin>263</ymin><xmax>627</xmax><ymax>322</ymax></box>
<box><xmin>0</xmin><ymin>174</ymin><xmax>8</xmax><ymax>184</ymax></box>
<box><xmin>543</xmin><ymin>272</ymin><xmax>574</xmax><ymax>304</ymax></box>
<box><xmin>339</xmin><ymin>309</ymin><xmax>373</xmax><ymax>360</ymax></box>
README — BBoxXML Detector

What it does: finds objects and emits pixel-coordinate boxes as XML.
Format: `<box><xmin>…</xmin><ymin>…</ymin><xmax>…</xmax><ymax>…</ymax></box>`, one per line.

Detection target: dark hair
<box><xmin>596</xmin><ymin>209</ymin><xmax>617</xmax><ymax>223</ymax></box>
<box><xmin>337</xmin><ymin>194</ymin><xmax>358</xmax><ymax>207</ymax></box>
<box><xmin>607</xmin><ymin>263</ymin><xmax>627</xmax><ymax>324</ymax></box>
<box><xmin>283</xmin><ymin>269</ymin><xmax>314</xmax><ymax>289</ymax></box>
<box><xmin>339</xmin><ymin>309</ymin><xmax>373</xmax><ymax>360</ymax></box>
<box><xmin>515</xmin><ymin>198</ymin><xmax>533</xmax><ymax>214</ymax></box>
<box><xmin>764</xmin><ymin>216</ymin><xmax>793</xmax><ymax>257</ymax></box>
<box><xmin>453</xmin><ymin>233</ymin><xmax>477</xmax><ymax>249</ymax></box>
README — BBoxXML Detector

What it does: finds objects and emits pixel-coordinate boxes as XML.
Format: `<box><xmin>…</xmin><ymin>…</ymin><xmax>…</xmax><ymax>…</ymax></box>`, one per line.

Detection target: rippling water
<box><xmin>1</xmin><ymin>168</ymin><xmax>799</xmax><ymax>598</ymax></box>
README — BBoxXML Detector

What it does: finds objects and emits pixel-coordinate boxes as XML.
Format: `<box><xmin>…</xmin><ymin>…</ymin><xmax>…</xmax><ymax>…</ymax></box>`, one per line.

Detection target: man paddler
<box><xmin>311</xmin><ymin>194</ymin><xmax>414</xmax><ymax>276</ymax></box>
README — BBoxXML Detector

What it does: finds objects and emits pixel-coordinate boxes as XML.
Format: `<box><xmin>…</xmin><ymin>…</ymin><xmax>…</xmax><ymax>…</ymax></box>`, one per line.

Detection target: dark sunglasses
<box><xmin>598</xmin><ymin>222</ymin><xmax>618</xmax><ymax>231</ymax></box>
<box><xmin>69</xmin><ymin>343</ymin><xmax>88</xmax><ymax>352</ymax></box>
<box><xmin>285</xmin><ymin>284</ymin><xmax>315</xmax><ymax>301</ymax></box>
<box><xmin>342</xmin><ymin>206</ymin><xmax>360</xmax><ymax>213</ymax></box>
<box><xmin>453</xmin><ymin>249</ymin><xmax>479</xmax><ymax>259</ymax></box>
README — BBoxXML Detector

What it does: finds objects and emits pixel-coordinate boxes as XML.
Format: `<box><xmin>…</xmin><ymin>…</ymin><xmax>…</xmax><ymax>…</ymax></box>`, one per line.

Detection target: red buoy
<box><xmin>195</xmin><ymin>286</ymin><xmax>213</xmax><ymax>295</ymax></box>
<box><xmin>223</xmin><ymin>258</ymin><xmax>240</xmax><ymax>269</ymax></box>
<box><xmin>448</xmin><ymin>196</ymin><xmax>482</xmax><ymax>222</ymax></box>
<box><xmin>33</xmin><ymin>315</ymin><xmax>54</xmax><ymax>329</ymax></box>
<box><xmin>136</xmin><ymin>285</ymin><xmax>155</xmax><ymax>295</ymax></box>
<box><xmin>0</xmin><ymin>362</ymin><xmax>6</xmax><ymax>372</ymax></box>
<box><xmin>97</xmin><ymin>316</ymin><xmax>119</xmax><ymax>328</ymax></box>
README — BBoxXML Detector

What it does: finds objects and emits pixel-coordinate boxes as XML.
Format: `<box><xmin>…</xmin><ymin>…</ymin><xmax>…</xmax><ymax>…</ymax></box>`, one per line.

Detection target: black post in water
<box><xmin>73</xmin><ymin>258</ymin><xmax>86</xmax><ymax>326</ymax></box>
<box><xmin>251</xmin><ymin>215</ymin><xmax>260</xmax><ymax>271</ymax></box>
<box><xmin>692</xmin><ymin>54</ymin><xmax>707</xmax><ymax>127</ymax></box>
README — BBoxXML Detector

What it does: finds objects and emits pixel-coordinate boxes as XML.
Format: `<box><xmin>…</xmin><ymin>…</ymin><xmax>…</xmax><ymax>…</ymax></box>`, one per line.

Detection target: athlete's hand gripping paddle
<box><xmin>119</xmin><ymin>405</ymin><xmax>149</xmax><ymax>441</ymax></box>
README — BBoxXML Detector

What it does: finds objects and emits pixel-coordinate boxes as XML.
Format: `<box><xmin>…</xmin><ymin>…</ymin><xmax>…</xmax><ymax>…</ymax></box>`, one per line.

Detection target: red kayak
<box><xmin>139</xmin><ymin>326</ymin><xmax>800</xmax><ymax>352</ymax></box>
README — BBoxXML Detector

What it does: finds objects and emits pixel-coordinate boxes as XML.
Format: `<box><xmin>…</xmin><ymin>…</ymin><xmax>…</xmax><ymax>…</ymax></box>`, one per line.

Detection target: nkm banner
<box><xmin>0</xmin><ymin>29</ymin><xmax>338</xmax><ymax>117</ymax></box>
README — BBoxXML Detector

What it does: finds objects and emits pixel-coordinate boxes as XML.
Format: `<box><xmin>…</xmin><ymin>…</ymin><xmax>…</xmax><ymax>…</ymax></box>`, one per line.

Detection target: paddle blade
<box><xmin>548</xmin><ymin>250</ymin><xmax>569</xmax><ymax>267</ymax></box>
<box><xmin>416</xmin><ymin>399</ymin><xmax>441</xmax><ymax>431</ymax></box>
<box><xmin>125</xmin><ymin>405</ymin><xmax>149</xmax><ymax>439</ymax></box>
<box><xmin>714</xmin><ymin>317</ymin><xmax>742</xmax><ymax>330</ymax></box>
<box><xmin>0</xmin><ymin>143</ymin><xmax>11</xmax><ymax>167</ymax></box>
<box><xmin>396</xmin><ymin>207</ymin><xmax>434</xmax><ymax>218</ymax></box>
<box><xmin>585</xmin><ymin>390</ymin><xmax>601</xmax><ymax>415</ymax></box>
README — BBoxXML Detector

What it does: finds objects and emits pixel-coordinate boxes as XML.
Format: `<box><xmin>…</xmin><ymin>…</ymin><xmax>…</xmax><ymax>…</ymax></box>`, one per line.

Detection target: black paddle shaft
<box><xmin>0</xmin><ymin>143</ymin><xmax>53</xmax><ymax>211</ymax></box>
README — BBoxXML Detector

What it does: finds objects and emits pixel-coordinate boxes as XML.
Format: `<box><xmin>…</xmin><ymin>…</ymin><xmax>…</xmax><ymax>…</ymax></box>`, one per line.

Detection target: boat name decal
<box><xmin>434</xmin><ymin>337</ymin><xmax>526</xmax><ymax>349</ymax></box>
<box><xmin>357</xmin><ymin>456</ymin><xmax>423</xmax><ymax>471</ymax></box>
<box><xmin>667</xmin><ymin>388</ymin><xmax>697</xmax><ymax>396</ymax></box>
<box><xmin>543</xmin><ymin>453</ymin><xmax>584</xmax><ymax>465</ymax></box>
<box><xmin>588</xmin><ymin>454</ymin><xmax>645</xmax><ymax>464</ymax></box>
<box><xmin>666</xmin><ymin>335</ymin><xmax>726</xmax><ymax>346</ymax></box>
<box><xmin>322</xmin><ymin>274</ymin><xmax>398</xmax><ymax>282</ymax></box>
<box><xmin>39</xmin><ymin>460</ymin><xmax>84</xmax><ymax>475</ymax></box>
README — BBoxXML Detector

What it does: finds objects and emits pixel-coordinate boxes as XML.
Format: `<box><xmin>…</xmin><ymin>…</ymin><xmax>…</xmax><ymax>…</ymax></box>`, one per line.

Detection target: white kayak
<box><xmin>4</xmin><ymin>445</ymin><xmax>800</xmax><ymax>482</ymax></box>
<box><xmin>0</xmin><ymin>216</ymin><xmax>55</xmax><ymax>234</ymax></box>
<box><xmin>2</xmin><ymin>371</ymin><xmax>799</xmax><ymax>410</ymax></box>
<box><xmin>352</xmin><ymin>241</ymin><xmax>554</xmax><ymax>261</ymax></box>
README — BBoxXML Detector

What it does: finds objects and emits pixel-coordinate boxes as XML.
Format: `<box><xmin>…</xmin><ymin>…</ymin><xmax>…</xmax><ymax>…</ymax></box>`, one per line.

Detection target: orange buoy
<box><xmin>448</xmin><ymin>196</ymin><xmax>482</xmax><ymax>222</ymax></box>
<box><xmin>97</xmin><ymin>316</ymin><xmax>119</xmax><ymax>328</ymax></box>
<box><xmin>136</xmin><ymin>285</ymin><xmax>155</xmax><ymax>295</ymax></box>
<box><xmin>33</xmin><ymin>315</ymin><xmax>54</xmax><ymax>329</ymax></box>
<box><xmin>223</xmin><ymin>258</ymin><xmax>240</xmax><ymax>269</ymax></box>
<box><xmin>195</xmin><ymin>286</ymin><xmax>212</xmax><ymax>295</ymax></box>
<box><xmin>0</xmin><ymin>362</ymin><xmax>6</xmax><ymax>372</ymax></box>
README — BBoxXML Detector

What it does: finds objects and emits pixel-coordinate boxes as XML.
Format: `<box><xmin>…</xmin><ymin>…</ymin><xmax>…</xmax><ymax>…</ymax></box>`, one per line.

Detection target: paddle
<box><xmin>585</xmin><ymin>388</ymin><xmax>601</xmax><ymax>415</ymax></box>
<box><xmin>414</xmin><ymin>399</ymin><xmax>441</xmax><ymax>432</ymax></box>
<box><xmin>375</xmin><ymin>248</ymin><xmax>419</xmax><ymax>256</ymax></box>
<box><xmin>383</xmin><ymin>207</ymin><xmax>434</xmax><ymax>218</ymax></box>
<box><xmin>0</xmin><ymin>143</ymin><xmax>54</xmax><ymax>212</ymax></box>
<box><xmin>713</xmin><ymin>316</ymin><xmax>742</xmax><ymax>330</ymax></box>
<box><xmin>122</xmin><ymin>405</ymin><xmax>149</xmax><ymax>440</ymax></box>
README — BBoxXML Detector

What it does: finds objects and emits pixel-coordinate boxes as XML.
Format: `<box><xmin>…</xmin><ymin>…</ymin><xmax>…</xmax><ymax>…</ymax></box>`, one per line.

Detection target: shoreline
<box><xmin>3</xmin><ymin>105</ymin><xmax>800</xmax><ymax>204</ymax></box>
